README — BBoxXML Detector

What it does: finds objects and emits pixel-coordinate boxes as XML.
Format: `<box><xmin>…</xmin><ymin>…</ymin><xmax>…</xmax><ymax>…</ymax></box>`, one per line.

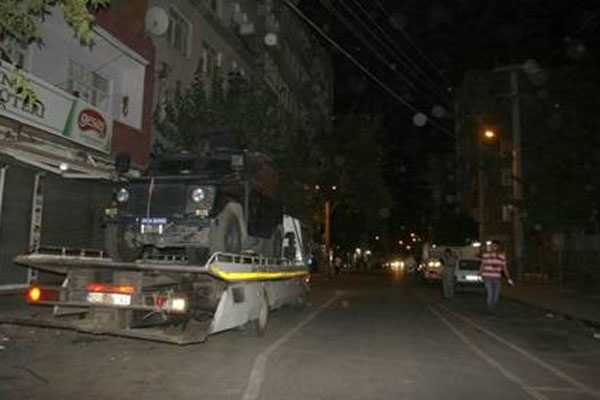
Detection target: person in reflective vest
<box><xmin>479</xmin><ymin>241</ymin><xmax>513</xmax><ymax>312</ymax></box>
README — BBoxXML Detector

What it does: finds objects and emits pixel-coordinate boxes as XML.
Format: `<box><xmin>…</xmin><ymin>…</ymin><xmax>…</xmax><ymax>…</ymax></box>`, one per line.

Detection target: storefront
<box><xmin>0</xmin><ymin>65</ymin><xmax>118</xmax><ymax>291</ymax></box>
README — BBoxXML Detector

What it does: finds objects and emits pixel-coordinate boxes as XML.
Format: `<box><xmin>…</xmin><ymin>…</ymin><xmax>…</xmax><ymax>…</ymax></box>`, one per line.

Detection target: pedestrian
<box><xmin>479</xmin><ymin>241</ymin><xmax>514</xmax><ymax>312</ymax></box>
<box><xmin>441</xmin><ymin>248</ymin><xmax>458</xmax><ymax>300</ymax></box>
<box><xmin>334</xmin><ymin>255</ymin><xmax>342</xmax><ymax>275</ymax></box>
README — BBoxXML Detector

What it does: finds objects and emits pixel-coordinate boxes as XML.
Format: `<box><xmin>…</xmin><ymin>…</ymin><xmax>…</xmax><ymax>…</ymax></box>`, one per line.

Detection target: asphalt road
<box><xmin>1</xmin><ymin>272</ymin><xmax>599</xmax><ymax>400</ymax></box>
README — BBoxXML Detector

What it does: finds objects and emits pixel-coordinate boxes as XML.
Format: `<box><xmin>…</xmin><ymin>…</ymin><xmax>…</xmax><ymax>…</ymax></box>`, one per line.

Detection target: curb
<box><xmin>502</xmin><ymin>293</ymin><xmax>600</xmax><ymax>330</ymax></box>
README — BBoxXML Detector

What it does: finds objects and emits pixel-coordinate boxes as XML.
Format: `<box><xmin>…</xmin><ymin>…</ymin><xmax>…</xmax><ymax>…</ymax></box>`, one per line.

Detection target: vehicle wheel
<box><xmin>210</xmin><ymin>206</ymin><xmax>242</xmax><ymax>254</ymax></box>
<box><xmin>186</xmin><ymin>247</ymin><xmax>211</xmax><ymax>265</ymax></box>
<box><xmin>254</xmin><ymin>291</ymin><xmax>269</xmax><ymax>337</ymax></box>
<box><xmin>105</xmin><ymin>223</ymin><xmax>142</xmax><ymax>261</ymax></box>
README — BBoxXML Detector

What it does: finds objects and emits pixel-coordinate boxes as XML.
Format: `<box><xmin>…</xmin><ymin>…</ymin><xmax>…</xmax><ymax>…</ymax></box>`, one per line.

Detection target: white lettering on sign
<box><xmin>78</xmin><ymin>108</ymin><xmax>107</xmax><ymax>137</ymax></box>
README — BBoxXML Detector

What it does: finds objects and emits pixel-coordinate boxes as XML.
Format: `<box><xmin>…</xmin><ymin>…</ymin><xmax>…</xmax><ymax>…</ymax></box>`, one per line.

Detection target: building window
<box><xmin>167</xmin><ymin>7</ymin><xmax>190</xmax><ymax>56</ymax></box>
<box><xmin>206</xmin><ymin>0</ymin><xmax>221</xmax><ymax>16</ymax></box>
<box><xmin>67</xmin><ymin>60</ymin><xmax>110</xmax><ymax>110</ymax></box>
<box><xmin>202</xmin><ymin>42</ymin><xmax>217</xmax><ymax>77</ymax></box>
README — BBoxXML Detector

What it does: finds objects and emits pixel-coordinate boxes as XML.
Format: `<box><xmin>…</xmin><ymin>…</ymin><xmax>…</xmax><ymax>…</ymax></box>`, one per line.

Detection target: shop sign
<box><xmin>0</xmin><ymin>64</ymin><xmax>113</xmax><ymax>153</ymax></box>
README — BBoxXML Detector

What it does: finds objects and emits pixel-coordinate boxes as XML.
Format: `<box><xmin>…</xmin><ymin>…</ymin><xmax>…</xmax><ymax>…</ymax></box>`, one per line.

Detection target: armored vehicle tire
<box><xmin>255</xmin><ymin>291</ymin><xmax>269</xmax><ymax>336</ymax></box>
<box><xmin>105</xmin><ymin>223</ymin><xmax>142</xmax><ymax>262</ymax></box>
<box><xmin>210</xmin><ymin>206</ymin><xmax>242</xmax><ymax>254</ymax></box>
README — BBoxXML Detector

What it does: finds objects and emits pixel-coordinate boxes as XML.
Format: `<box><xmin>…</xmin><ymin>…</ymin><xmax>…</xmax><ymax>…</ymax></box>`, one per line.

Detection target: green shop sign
<box><xmin>0</xmin><ymin>64</ymin><xmax>113</xmax><ymax>153</ymax></box>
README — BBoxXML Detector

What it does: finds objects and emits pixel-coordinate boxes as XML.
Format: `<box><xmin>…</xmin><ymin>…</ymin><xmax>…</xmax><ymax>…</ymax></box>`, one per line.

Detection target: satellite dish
<box><xmin>145</xmin><ymin>7</ymin><xmax>169</xmax><ymax>37</ymax></box>
<box><xmin>264</xmin><ymin>32</ymin><xmax>278</xmax><ymax>47</ymax></box>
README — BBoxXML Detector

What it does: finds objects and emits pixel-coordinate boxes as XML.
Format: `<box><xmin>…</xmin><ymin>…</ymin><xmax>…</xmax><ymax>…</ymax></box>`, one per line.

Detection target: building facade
<box><xmin>455</xmin><ymin>64</ymin><xmax>600</xmax><ymax>286</ymax></box>
<box><xmin>0</xmin><ymin>2</ymin><xmax>155</xmax><ymax>289</ymax></box>
<box><xmin>148</xmin><ymin>0</ymin><xmax>334</xmax><ymax>149</ymax></box>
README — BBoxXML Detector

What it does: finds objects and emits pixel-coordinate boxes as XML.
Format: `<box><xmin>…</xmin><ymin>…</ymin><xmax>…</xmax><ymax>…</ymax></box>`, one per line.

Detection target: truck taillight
<box><xmin>170</xmin><ymin>297</ymin><xmax>187</xmax><ymax>313</ymax></box>
<box><xmin>26</xmin><ymin>286</ymin><xmax>59</xmax><ymax>303</ymax></box>
<box><xmin>28</xmin><ymin>286</ymin><xmax>41</xmax><ymax>302</ymax></box>
<box><xmin>151</xmin><ymin>294</ymin><xmax>188</xmax><ymax>314</ymax></box>
<box><xmin>86</xmin><ymin>283</ymin><xmax>136</xmax><ymax>294</ymax></box>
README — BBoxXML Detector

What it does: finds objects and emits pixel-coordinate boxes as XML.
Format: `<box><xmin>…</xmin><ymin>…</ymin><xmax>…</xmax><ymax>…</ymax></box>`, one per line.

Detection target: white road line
<box><xmin>429</xmin><ymin>306</ymin><xmax>550</xmax><ymax>400</ymax></box>
<box><xmin>529</xmin><ymin>386</ymin><xmax>587</xmax><ymax>393</ymax></box>
<box><xmin>242</xmin><ymin>292</ymin><xmax>344</xmax><ymax>400</ymax></box>
<box><xmin>438</xmin><ymin>304</ymin><xmax>600</xmax><ymax>399</ymax></box>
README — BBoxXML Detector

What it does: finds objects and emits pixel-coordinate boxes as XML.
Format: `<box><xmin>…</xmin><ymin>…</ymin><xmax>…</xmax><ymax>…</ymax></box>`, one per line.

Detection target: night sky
<box><xmin>298</xmin><ymin>0</ymin><xmax>600</xmax><ymax>235</ymax></box>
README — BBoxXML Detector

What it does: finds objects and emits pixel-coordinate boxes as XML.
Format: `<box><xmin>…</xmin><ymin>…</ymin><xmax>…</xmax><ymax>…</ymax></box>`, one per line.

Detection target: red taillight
<box><xmin>25</xmin><ymin>286</ymin><xmax>59</xmax><ymax>303</ymax></box>
<box><xmin>86</xmin><ymin>283</ymin><xmax>136</xmax><ymax>295</ymax></box>
<box><xmin>28</xmin><ymin>286</ymin><xmax>42</xmax><ymax>302</ymax></box>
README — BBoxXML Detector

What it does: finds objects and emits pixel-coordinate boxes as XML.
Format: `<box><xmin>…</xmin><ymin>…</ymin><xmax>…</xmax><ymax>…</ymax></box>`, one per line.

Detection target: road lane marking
<box><xmin>429</xmin><ymin>306</ymin><xmax>550</xmax><ymax>400</ymax></box>
<box><xmin>437</xmin><ymin>304</ymin><xmax>600</xmax><ymax>399</ymax></box>
<box><xmin>242</xmin><ymin>291</ymin><xmax>344</xmax><ymax>400</ymax></box>
<box><xmin>529</xmin><ymin>386</ymin><xmax>588</xmax><ymax>393</ymax></box>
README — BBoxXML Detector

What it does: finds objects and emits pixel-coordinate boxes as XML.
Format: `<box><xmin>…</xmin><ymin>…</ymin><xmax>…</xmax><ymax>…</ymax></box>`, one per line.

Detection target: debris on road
<box><xmin>546</xmin><ymin>313</ymin><xmax>554</xmax><ymax>318</ymax></box>
<box><xmin>593</xmin><ymin>332</ymin><xmax>600</xmax><ymax>340</ymax></box>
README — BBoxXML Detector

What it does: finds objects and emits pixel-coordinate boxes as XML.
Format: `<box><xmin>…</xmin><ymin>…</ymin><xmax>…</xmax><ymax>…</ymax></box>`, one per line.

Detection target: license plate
<box><xmin>141</xmin><ymin>217</ymin><xmax>167</xmax><ymax>224</ymax></box>
<box><xmin>87</xmin><ymin>292</ymin><xmax>131</xmax><ymax>306</ymax></box>
<box><xmin>465</xmin><ymin>275</ymin><xmax>481</xmax><ymax>281</ymax></box>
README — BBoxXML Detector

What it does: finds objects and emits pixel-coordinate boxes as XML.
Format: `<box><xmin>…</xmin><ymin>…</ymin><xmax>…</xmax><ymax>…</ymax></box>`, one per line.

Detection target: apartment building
<box><xmin>148</xmin><ymin>0</ymin><xmax>333</xmax><ymax>148</ymax></box>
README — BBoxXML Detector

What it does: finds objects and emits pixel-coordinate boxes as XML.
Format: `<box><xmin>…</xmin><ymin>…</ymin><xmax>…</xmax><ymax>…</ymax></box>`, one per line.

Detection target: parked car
<box><xmin>455</xmin><ymin>258</ymin><xmax>484</xmax><ymax>289</ymax></box>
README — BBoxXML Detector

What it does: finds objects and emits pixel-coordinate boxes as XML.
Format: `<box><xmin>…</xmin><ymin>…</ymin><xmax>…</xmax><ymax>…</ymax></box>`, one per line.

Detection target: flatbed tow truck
<box><xmin>0</xmin><ymin>247</ymin><xmax>309</xmax><ymax>345</ymax></box>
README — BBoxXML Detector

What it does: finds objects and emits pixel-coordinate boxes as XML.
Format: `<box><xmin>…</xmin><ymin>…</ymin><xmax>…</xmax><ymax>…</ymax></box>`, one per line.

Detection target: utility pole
<box><xmin>325</xmin><ymin>199</ymin><xmax>332</xmax><ymax>256</ymax></box>
<box><xmin>478</xmin><ymin>144</ymin><xmax>485</xmax><ymax>241</ymax></box>
<box><xmin>325</xmin><ymin>200</ymin><xmax>334</xmax><ymax>277</ymax></box>
<box><xmin>509</xmin><ymin>67</ymin><xmax>524</xmax><ymax>283</ymax></box>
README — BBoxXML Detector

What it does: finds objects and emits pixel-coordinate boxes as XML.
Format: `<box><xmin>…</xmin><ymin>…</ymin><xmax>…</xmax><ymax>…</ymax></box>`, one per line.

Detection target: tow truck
<box><xmin>0</xmin><ymin>130</ymin><xmax>310</xmax><ymax>344</ymax></box>
<box><xmin>2</xmin><ymin>244</ymin><xmax>309</xmax><ymax>345</ymax></box>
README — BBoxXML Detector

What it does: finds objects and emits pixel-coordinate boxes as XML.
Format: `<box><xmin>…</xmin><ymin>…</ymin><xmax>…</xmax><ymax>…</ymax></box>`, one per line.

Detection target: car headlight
<box><xmin>190</xmin><ymin>187</ymin><xmax>206</xmax><ymax>203</ymax></box>
<box><xmin>116</xmin><ymin>188</ymin><xmax>129</xmax><ymax>203</ymax></box>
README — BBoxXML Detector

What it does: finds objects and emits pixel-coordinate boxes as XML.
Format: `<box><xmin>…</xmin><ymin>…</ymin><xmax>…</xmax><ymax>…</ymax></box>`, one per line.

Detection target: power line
<box><xmin>318</xmin><ymin>0</ymin><xmax>449</xmax><ymax>108</ymax></box>
<box><xmin>345</xmin><ymin>0</ymin><xmax>451</xmax><ymax>100</ymax></box>
<box><xmin>373</xmin><ymin>0</ymin><xmax>452</xmax><ymax>88</ymax></box>
<box><xmin>283</xmin><ymin>0</ymin><xmax>455</xmax><ymax>138</ymax></box>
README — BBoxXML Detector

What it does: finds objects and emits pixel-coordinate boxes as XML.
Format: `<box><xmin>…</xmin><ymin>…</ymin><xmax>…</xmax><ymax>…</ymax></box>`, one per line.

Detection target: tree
<box><xmin>0</xmin><ymin>0</ymin><xmax>110</xmax><ymax>100</ymax></box>
<box><xmin>314</xmin><ymin>115</ymin><xmax>393</xmax><ymax>251</ymax></box>
<box><xmin>154</xmin><ymin>72</ymin><xmax>320</xmax><ymax>221</ymax></box>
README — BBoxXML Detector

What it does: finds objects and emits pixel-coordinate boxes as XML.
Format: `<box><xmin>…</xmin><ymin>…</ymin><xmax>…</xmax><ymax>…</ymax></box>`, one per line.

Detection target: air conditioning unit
<box><xmin>239</xmin><ymin>22</ymin><xmax>255</xmax><ymax>35</ymax></box>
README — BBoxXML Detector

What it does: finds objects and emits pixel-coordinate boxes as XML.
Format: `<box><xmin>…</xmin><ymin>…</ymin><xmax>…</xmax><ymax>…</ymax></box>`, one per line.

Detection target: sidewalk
<box><xmin>503</xmin><ymin>284</ymin><xmax>600</xmax><ymax>327</ymax></box>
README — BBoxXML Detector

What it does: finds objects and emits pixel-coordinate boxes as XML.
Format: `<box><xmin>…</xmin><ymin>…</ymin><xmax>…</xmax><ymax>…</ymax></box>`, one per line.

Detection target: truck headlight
<box><xmin>190</xmin><ymin>187</ymin><xmax>206</xmax><ymax>203</ymax></box>
<box><xmin>116</xmin><ymin>188</ymin><xmax>129</xmax><ymax>203</ymax></box>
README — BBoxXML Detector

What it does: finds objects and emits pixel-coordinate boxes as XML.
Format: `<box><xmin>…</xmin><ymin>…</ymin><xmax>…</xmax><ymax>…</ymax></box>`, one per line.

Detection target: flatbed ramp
<box><xmin>1</xmin><ymin>248</ymin><xmax>309</xmax><ymax>344</ymax></box>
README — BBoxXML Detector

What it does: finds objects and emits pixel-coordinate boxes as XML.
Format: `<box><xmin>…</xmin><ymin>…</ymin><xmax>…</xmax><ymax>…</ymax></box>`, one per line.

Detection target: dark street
<box><xmin>1</xmin><ymin>272</ymin><xmax>599</xmax><ymax>400</ymax></box>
